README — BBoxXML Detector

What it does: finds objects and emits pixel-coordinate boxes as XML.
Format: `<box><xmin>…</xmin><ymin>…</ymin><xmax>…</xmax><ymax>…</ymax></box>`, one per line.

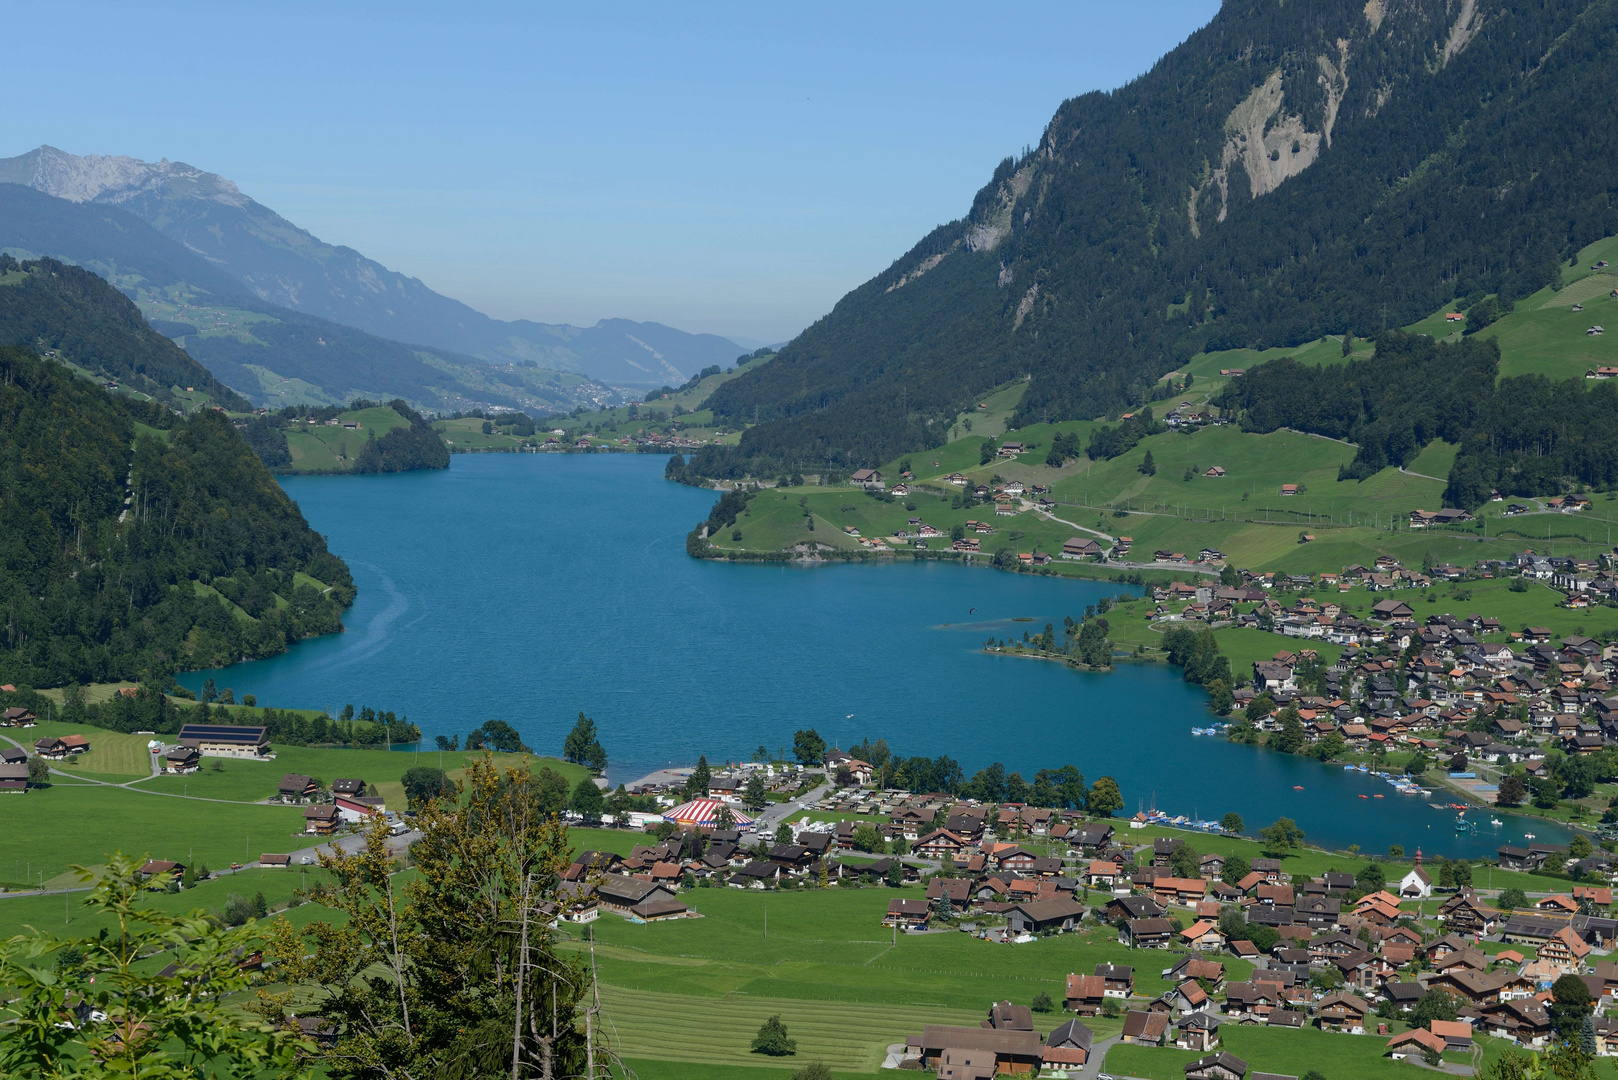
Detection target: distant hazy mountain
<box><xmin>0</xmin><ymin>183</ymin><xmax>620</xmax><ymax>415</ymax></box>
<box><xmin>0</xmin><ymin>145</ymin><xmax>746</xmax><ymax>386</ymax></box>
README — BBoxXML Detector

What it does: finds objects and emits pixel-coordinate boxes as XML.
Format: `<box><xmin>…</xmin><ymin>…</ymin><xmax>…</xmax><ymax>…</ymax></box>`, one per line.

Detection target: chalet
<box><xmin>138</xmin><ymin>859</ymin><xmax>185</xmax><ymax>880</ymax></box>
<box><xmin>1120</xmin><ymin>1010</ymin><xmax>1171</xmax><ymax>1046</ymax></box>
<box><xmin>730</xmin><ymin>861</ymin><xmax>782</xmax><ymax>888</ymax></box>
<box><xmin>278</xmin><ymin>774</ymin><xmax>319</xmax><ymax>802</ymax></box>
<box><xmin>1316</xmin><ymin>991</ymin><xmax>1369</xmax><ymax>1033</ymax></box>
<box><xmin>1105</xmin><ymin>895</ymin><xmax>1166</xmax><ymax>923</ymax></box>
<box><xmin>303</xmin><ymin>805</ymin><xmax>340</xmax><ymax>835</ymax></box>
<box><xmin>914</xmin><ymin>829</ymin><xmax>970</xmax><ymax>861</ymax></box>
<box><xmin>1123</xmin><ymin>917</ymin><xmax>1177</xmax><ymax>948</ymax></box>
<box><xmin>906</xmin><ymin>1025</ymin><xmax>1043</xmax><ymax>1076</ymax></box>
<box><xmin>1385</xmin><ymin>1028</ymin><xmax>1447</xmax><ymax>1061</ymax></box>
<box><xmin>331</xmin><ymin>778</ymin><xmax>366</xmax><ymax>797</ymax></box>
<box><xmin>598</xmin><ymin>875</ymin><xmax>688</xmax><ymax>920</ymax></box>
<box><xmin>991</xmin><ymin>845</ymin><xmax>1040</xmax><ymax>874</ymax></box>
<box><xmin>1163</xmin><ymin>980</ymin><xmax>1210</xmax><ymax>1016</ymax></box>
<box><xmin>885</xmin><ymin>898</ymin><xmax>932</xmax><ymax>930</ymax></box>
<box><xmin>1538</xmin><ymin>925</ymin><xmax>1592</xmax><ymax>972</ymax></box>
<box><xmin>848</xmin><ymin>468</ymin><xmax>883</xmax><ymax>487</ymax></box>
<box><xmin>1176</xmin><ymin>1012</ymin><xmax>1222</xmax><ymax>1052</ymax></box>
<box><xmin>1</xmin><ymin>707</ymin><xmax>37</xmax><ymax>727</ymax></box>
<box><xmin>1006</xmin><ymin>898</ymin><xmax>1086</xmax><ymax>935</ymax></box>
<box><xmin>926</xmin><ymin>876</ymin><xmax>973</xmax><ymax>914</ymax></box>
<box><xmin>1062</xmin><ymin>537</ymin><xmax>1102</xmax><ymax>560</ymax></box>
<box><xmin>1043</xmin><ymin>1019</ymin><xmax>1094</xmax><ymax>1070</ymax></box>
<box><xmin>1095</xmin><ymin>962</ymin><xmax>1134</xmax><ymax>997</ymax></box>
<box><xmin>1280</xmin><ymin>484</ymin><xmax>1298</xmax><ymax>496</ymax></box>
<box><xmin>1085</xmin><ymin>860</ymin><xmax>1122</xmax><ymax>888</ymax></box>
<box><xmin>1222</xmin><ymin>981</ymin><xmax>1283</xmax><ymax>1023</ymax></box>
<box><xmin>1182</xmin><ymin>920</ymin><xmax>1226</xmax><ymax>951</ymax></box>
<box><xmin>1481</xmin><ymin>998</ymin><xmax>1554</xmax><ymax>1047</ymax></box>
<box><xmin>1183</xmin><ymin>1050</ymin><xmax>1250</xmax><ymax>1080</ymax></box>
<box><xmin>1065</xmin><ymin>973</ymin><xmax>1108</xmax><ymax>1014</ymax></box>
<box><xmin>0</xmin><ymin>758</ymin><xmax>29</xmax><ymax>792</ymax></box>
<box><xmin>34</xmin><ymin>735</ymin><xmax>90</xmax><ymax>759</ymax></box>
<box><xmin>1441</xmin><ymin>890</ymin><xmax>1499</xmax><ymax>935</ymax></box>
<box><xmin>163</xmin><ymin>745</ymin><xmax>200</xmax><ymax>773</ymax></box>
<box><xmin>1166</xmin><ymin>957</ymin><xmax>1225</xmax><ymax>991</ymax></box>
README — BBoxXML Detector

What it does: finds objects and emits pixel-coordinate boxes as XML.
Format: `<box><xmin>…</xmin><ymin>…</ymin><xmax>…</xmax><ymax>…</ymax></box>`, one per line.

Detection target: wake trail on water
<box><xmin>318</xmin><ymin>562</ymin><xmax>409</xmax><ymax>671</ymax></box>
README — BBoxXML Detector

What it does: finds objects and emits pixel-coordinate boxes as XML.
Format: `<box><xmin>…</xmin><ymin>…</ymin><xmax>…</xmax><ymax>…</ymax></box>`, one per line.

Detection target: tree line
<box><xmin>1217</xmin><ymin>331</ymin><xmax>1618</xmax><ymax>507</ymax></box>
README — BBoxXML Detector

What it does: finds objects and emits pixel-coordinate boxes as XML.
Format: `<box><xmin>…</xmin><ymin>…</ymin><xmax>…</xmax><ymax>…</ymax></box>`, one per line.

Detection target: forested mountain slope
<box><xmin>0</xmin><ymin>183</ymin><xmax>615</xmax><ymax>414</ymax></box>
<box><xmin>0</xmin><ymin>254</ymin><xmax>248</xmax><ymax>410</ymax></box>
<box><xmin>0</xmin><ymin>346</ymin><xmax>355</xmax><ymax>687</ymax></box>
<box><xmin>696</xmin><ymin>0</ymin><xmax>1618</xmax><ymax>476</ymax></box>
<box><xmin>0</xmin><ymin>147</ymin><xmax>747</xmax><ymax>386</ymax></box>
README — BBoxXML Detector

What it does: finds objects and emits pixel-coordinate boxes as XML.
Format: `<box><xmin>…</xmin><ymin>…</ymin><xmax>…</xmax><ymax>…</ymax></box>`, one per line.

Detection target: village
<box><xmin>533</xmin><ymin>749</ymin><xmax>1618</xmax><ymax>1080</ymax></box>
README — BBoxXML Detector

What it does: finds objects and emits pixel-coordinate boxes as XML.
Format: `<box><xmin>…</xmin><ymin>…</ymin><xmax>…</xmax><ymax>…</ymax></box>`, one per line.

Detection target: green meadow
<box><xmin>561</xmin><ymin>886</ymin><xmax>1252</xmax><ymax>1013</ymax></box>
<box><xmin>0</xmin><ymin>784</ymin><xmax>306</xmax><ymax>889</ymax></box>
<box><xmin>282</xmin><ymin>405</ymin><xmax>409</xmax><ymax>472</ymax></box>
<box><xmin>136</xmin><ymin>744</ymin><xmax>587</xmax><ymax>810</ymax></box>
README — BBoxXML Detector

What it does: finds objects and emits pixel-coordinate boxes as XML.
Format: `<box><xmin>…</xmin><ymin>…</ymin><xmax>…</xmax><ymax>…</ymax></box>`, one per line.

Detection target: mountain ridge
<box><xmin>0</xmin><ymin>182</ymin><xmax>624</xmax><ymax>415</ymax></box>
<box><xmin>691</xmin><ymin>0</ymin><xmax>1618</xmax><ymax>478</ymax></box>
<box><xmin>0</xmin><ymin>145</ymin><xmax>748</xmax><ymax>386</ymax></box>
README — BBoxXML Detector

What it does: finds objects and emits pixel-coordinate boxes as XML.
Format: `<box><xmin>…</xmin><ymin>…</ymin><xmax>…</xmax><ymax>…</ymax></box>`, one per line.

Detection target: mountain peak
<box><xmin>0</xmin><ymin>144</ymin><xmax>248</xmax><ymax>208</ymax></box>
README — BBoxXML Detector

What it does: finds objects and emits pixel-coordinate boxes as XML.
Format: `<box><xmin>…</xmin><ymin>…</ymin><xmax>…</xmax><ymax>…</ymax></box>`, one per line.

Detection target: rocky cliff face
<box><xmin>0</xmin><ymin>145</ymin><xmax>254</xmax><ymax>207</ymax></box>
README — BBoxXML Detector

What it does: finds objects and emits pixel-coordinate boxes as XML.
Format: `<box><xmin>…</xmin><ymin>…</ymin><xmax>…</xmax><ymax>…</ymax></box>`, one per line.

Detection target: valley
<box><xmin>6</xmin><ymin>2</ymin><xmax>1618</xmax><ymax>1079</ymax></box>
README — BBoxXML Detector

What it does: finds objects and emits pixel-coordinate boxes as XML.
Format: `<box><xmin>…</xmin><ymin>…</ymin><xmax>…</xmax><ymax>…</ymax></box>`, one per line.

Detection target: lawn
<box><xmin>0</xmin><ymin>783</ymin><xmax>306</xmax><ymax>888</ymax></box>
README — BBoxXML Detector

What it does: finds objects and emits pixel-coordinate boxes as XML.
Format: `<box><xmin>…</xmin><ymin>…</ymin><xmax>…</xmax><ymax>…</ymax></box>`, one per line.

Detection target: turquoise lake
<box><xmin>181</xmin><ymin>453</ymin><xmax>1567</xmax><ymax>857</ymax></box>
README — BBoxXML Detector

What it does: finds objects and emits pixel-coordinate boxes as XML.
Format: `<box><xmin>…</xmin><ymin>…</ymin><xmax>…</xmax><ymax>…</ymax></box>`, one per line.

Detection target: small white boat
<box><xmin>1490</xmin><ymin>817</ymin><xmax>1503</xmax><ymax>827</ymax></box>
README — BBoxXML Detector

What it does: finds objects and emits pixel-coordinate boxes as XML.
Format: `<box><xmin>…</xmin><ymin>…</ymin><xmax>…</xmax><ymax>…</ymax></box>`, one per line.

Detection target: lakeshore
<box><xmin>162</xmin><ymin>453</ymin><xmax>1574</xmax><ymax>857</ymax></box>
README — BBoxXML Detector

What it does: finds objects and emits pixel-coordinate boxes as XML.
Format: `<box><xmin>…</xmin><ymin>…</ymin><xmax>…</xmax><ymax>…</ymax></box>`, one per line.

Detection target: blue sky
<box><xmin>5</xmin><ymin>1</ymin><xmax>1218</xmax><ymax>344</ymax></box>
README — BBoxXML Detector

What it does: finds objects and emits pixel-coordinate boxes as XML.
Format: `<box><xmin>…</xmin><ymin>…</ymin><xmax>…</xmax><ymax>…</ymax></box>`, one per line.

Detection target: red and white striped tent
<box><xmin>662</xmin><ymin>798</ymin><xmax>753</xmax><ymax>828</ymax></box>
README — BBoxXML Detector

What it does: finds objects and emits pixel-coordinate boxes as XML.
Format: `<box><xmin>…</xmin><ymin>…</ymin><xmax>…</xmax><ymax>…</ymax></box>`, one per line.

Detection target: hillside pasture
<box><xmin>13</xmin><ymin>721</ymin><xmax>155</xmax><ymax>779</ymax></box>
<box><xmin>0</xmin><ymin>783</ymin><xmax>306</xmax><ymax>886</ymax></box>
<box><xmin>137</xmin><ymin>745</ymin><xmax>587</xmax><ymax>809</ymax></box>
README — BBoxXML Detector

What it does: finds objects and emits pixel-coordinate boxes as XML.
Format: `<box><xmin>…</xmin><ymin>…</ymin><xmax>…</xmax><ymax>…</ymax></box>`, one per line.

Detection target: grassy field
<box><xmin>136</xmin><ymin>745</ymin><xmax>588</xmax><ymax>810</ymax></box>
<box><xmin>597</xmin><ymin>984</ymin><xmax>978</xmax><ymax>1072</ymax></box>
<box><xmin>560</xmin><ymin>886</ymin><xmax>1250</xmax><ymax>1012</ymax></box>
<box><xmin>0</xmin><ymin>865</ymin><xmax>331</xmax><ymax>940</ymax></box>
<box><xmin>282</xmin><ymin>406</ymin><xmax>409</xmax><ymax>472</ymax></box>
<box><xmin>0</xmin><ymin>783</ymin><xmax>307</xmax><ymax>888</ymax></box>
<box><xmin>11</xmin><ymin>721</ymin><xmax>156</xmax><ymax>779</ymax></box>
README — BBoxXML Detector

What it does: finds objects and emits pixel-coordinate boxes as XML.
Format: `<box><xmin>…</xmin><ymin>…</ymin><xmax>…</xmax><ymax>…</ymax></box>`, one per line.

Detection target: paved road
<box><xmin>1079</xmin><ymin>1035</ymin><xmax>1121</xmax><ymax>1080</ymax></box>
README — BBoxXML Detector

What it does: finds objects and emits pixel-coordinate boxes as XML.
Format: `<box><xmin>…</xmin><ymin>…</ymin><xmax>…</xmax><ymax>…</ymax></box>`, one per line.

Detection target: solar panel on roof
<box><xmin>178</xmin><ymin>724</ymin><xmax>267</xmax><ymax>739</ymax></box>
